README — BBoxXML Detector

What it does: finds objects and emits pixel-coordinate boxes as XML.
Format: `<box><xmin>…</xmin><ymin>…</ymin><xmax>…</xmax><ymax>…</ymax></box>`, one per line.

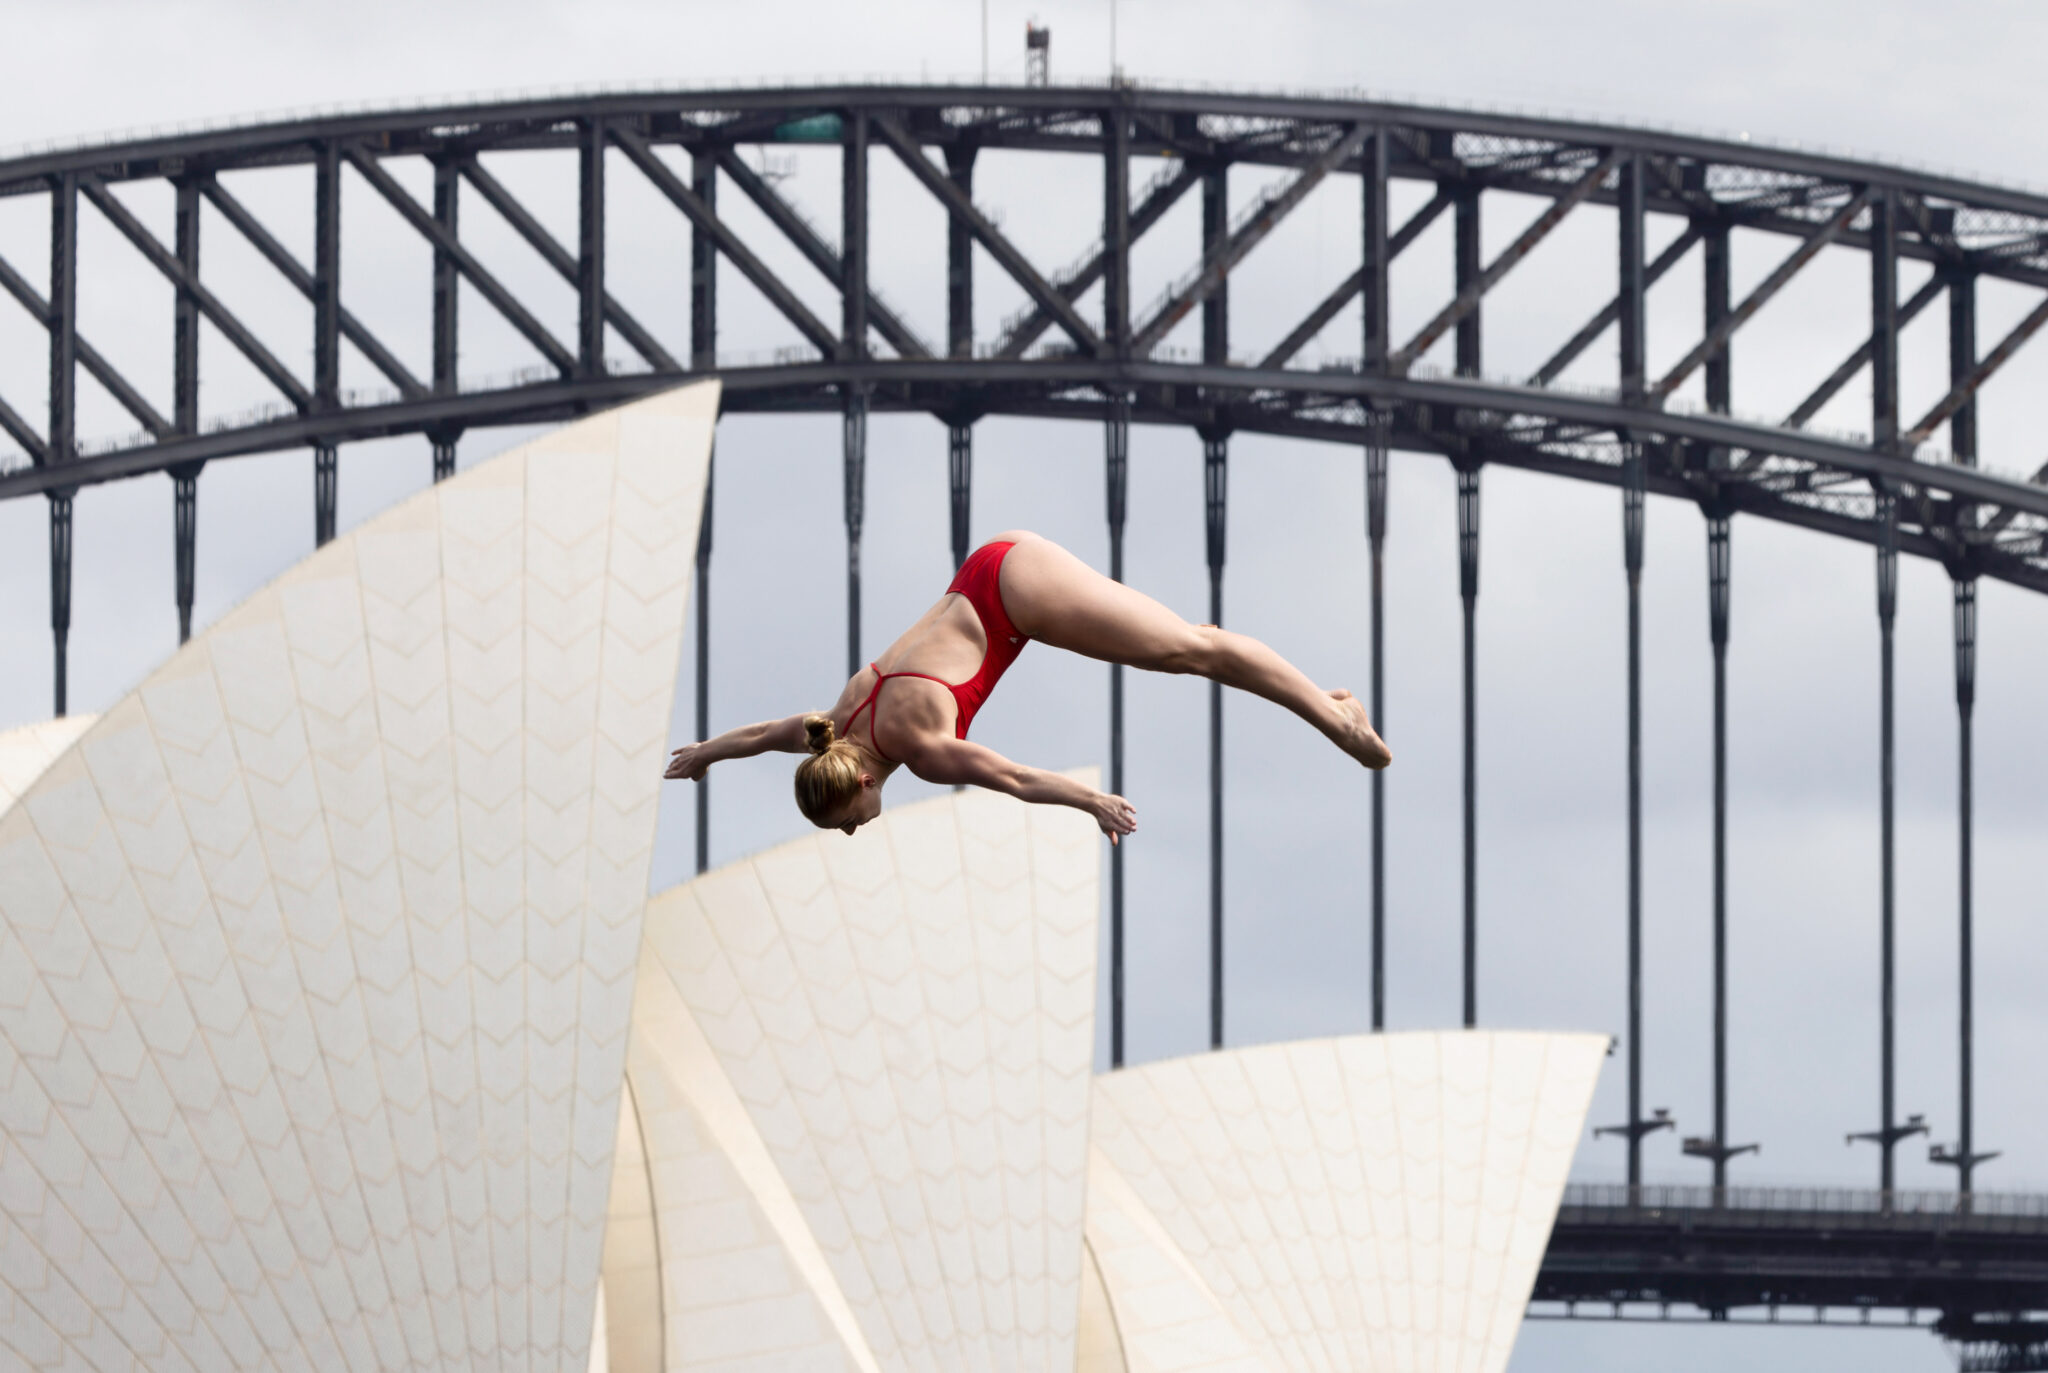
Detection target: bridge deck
<box><xmin>1538</xmin><ymin>1184</ymin><xmax>2048</xmax><ymax>1355</ymax></box>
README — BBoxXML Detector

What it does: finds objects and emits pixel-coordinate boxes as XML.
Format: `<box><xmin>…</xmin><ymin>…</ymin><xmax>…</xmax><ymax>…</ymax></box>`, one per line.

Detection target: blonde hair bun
<box><xmin>795</xmin><ymin>713</ymin><xmax>864</xmax><ymax>826</ymax></box>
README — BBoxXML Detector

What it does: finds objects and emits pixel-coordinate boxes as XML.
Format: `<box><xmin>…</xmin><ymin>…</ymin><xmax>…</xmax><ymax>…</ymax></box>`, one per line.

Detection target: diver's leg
<box><xmin>997</xmin><ymin>535</ymin><xmax>1390</xmax><ymax>767</ymax></box>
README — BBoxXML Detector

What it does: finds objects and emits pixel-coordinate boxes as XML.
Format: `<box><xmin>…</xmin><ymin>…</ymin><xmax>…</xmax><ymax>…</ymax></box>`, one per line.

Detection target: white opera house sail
<box><xmin>0</xmin><ymin>380</ymin><xmax>1606</xmax><ymax>1373</ymax></box>
<box><xmin>0</xmin><ymin>381</ymin><xmax>717</xmax><ymax>1373</ymax></box>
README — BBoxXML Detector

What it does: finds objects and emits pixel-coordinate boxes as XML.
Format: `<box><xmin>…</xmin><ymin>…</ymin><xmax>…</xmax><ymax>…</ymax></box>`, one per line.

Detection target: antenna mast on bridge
<box><xmin>1025</xmin><ymin>21</ymin><xmax>1050</xmax><ymax>86</ymax></box>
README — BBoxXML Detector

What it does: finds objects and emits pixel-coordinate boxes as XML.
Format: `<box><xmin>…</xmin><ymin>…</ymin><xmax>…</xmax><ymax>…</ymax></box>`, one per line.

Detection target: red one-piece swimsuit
<box><xmin>840</xmin><ymin>540</ymin><xmax>1029</xmax><ymax>761</ymax></box>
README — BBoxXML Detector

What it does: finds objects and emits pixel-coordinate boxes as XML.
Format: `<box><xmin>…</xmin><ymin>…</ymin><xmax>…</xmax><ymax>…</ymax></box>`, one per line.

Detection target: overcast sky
<box><xmin>3</xmin><ymin>4</ymin><xmax>2046</xmax><ymax>1370</ymax></box>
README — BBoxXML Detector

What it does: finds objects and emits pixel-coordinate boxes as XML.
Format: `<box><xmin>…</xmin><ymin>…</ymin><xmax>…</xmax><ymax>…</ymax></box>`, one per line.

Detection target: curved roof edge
<box><xmin>0</xmin><ymin>714</ymin><xmax>97</xmax><ymax>809</ymax></box>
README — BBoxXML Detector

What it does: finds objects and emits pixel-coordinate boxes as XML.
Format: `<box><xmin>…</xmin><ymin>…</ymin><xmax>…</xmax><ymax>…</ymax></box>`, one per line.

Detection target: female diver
<box><xmin>662</xmin><ymin>531</ymin><xmax>1391</xmax><ymax>843</ymax></box>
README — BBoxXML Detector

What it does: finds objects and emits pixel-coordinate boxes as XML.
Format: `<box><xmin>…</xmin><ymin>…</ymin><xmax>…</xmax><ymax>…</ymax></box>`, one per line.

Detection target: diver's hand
<box><xmin>664</xmin><ymin>743</ymin><xmax>710</xmax><ymax>781</ymax></box>
<box><xmin>1091</xmin><ymin>792</ymin><xmax>1137</xmax><ymax>845</ymax></box>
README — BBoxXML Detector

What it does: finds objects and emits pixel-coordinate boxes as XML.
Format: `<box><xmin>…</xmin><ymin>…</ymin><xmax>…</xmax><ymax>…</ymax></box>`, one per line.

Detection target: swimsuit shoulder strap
<box><xmin>876</xmin><ymin>669</ymin><xmax>955</xmax><ymax>689</ymax></box>
<box><xmin>845</xmin><ymin>666</ymin><xmax>955</xmax><ymax>764</ymax></box>
<box><xmin>841</xmin><ymin>665</ymin><xmax>892</xmax><ymax>762</ymax></box>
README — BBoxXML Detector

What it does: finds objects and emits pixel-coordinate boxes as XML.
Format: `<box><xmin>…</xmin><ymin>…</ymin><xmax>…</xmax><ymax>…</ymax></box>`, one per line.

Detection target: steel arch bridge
<box><xmin>4</xmin><ymin>81</ymin><xmax>2048</xmax><ymax>1365</ymax></box>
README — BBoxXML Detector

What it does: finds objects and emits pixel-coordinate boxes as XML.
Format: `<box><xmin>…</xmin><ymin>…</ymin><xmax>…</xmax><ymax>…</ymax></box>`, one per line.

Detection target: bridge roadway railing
<box><xmin>1560</xmin><ymin>1181</ymin><xmax>2048</xmax><ymax>1232</ymax></box>
<box><xmin>1539</xmin><ymin>1181</ymin><xmax>2048</xmax><ymax>1361</ymax></box>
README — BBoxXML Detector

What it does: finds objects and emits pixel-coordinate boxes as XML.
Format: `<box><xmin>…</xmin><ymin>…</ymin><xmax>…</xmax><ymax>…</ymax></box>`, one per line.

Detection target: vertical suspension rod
<box><xmin>948</xmin><ymin>427</ymin><xmax>973</xmax><ymax>571</ymax></box>
<box><xmin>1362</xmin><ymin>127</ymin><xmax>1391</xmax><ymax>1031</ymax></box>
<box><xmin>174</xmin><ymin>469</ymin><xmax>198</xmax><ymax>645</ymax></box>
<box><xmin>431</xmin><ymin>157</ymin><xmax>461</xmax><ymax>482</ymax></box>
<box><xmin>1365</xmin><ymin>424</ymin><xmax>1388</xmax><ymax>1029</ymax></box>
<box><xmin>1202</xmin><ymin>158</ymin><xmax>1230</xmax><ymax>1053</ymax></box>
<box><xmin>1454</xmin><ymin>183</ymin><xmax>1481</xmax><ymax>379</ymax></box>
<box><xmin>313</xmin><ymin>142</ymin><xmax>339</xmax><ymax>546</ymax></box>
<box><xmin>1104</xmin><ymin>94</ymin><xmax>1131</xmax><ymax>1068</ymax></box>
<box><xmin>174</xmin><ymin>177</ymin><xmax>202</xmax><ymax>641</ymax></box>
<box><xmin>1204</xmin><ymin>431</ymin><xmax>1228</xmax><ymax>1052</ymax></box>
<box><xmin>1872</xmin><ymin>190</ymin><xmax>1905</xmax><ymax>1192</ymax></box>
<box><xmin>842</xmin><ymin>402</ymin><xmax>866</xmax><ymax>681</ymax></box>
<box><xmin>578</xmin><ymin>116</ymin><xmax>606</xmax><ymax>375</ymax></box>
<box><xmin>433</xmin><ymin>157</ymin><xmax>460</xmax><ymax>395</ymax></box>
<box><xmin>1455</xmin><ymin>181</ymin><xmax>1481</xmax><ymax>1029</ymax></box>
<box><xmin>692</xmin><ymin>150</ymin><xmax>719</xmax><ymax>371</ymax></box>
<box><xmin>695</xmin><ymin>455</ymin><xmax>714</xmax><ymax>875</ymax></box>
<box><xmin>692</xmin><ymin>147</ymin><xmax>719</xmax><ymax>875</ymax></box>
<box><xmin>1954</xmin><ymin>575</ymin><xmax>1979</xmax><ymax>1194</ymax></box>
<box><xmin>174</xmin><ymin>176</ymin><xmax>199</xmax><ymax>432</ymax></box>
<box><xmin>48</xmin><ymin>493</ymin><xmax>73</xmax><ymax>718</ymax></box>
<box><xmin>1703</xmin><ymin>224</ymin><xmax>1732</xmax><ymax>420</ymax></box>
<box><xmin>1707</xmin><ymin>512</ymin><xmax>1732</xmax><ymax>1189</ymax></box>
<box><xmin>1843</xmin><ymin>189</ymin><xmax>1929</xmax><ymax>1190</ymax></box>
<box><xmin>842</xmin><ymin>111</ymin><xmax>869</xmax><ymax>679</ymax></box>
<box><xmin>1105</xmin><ymin>399</ymin><xmax>1130</xmax><ymax>1066</ymax></box>
<box><xmin>431</xmin><ymin>434</ymin><xmax>458</xmax><ymax>483</ymax></box>
<box><xmin>1876</xmin><ymin>490</ymin><xmax>1900</xmax><ymax>1192</ymax></box>
<box><xmin>1948</xmin><ymin>260</ymin><xmax>1988</xmax><ymax>1196</ymax></box>
<box><xmin>947</xmin><ymin>143</ymin><xmax>977</xmax><ymax>573</ymax></box>
<box><xmin>1702</xmin><ymin>201</ymin><xmax>1739</xmax><ymax>1194</ymax></box>
<box><xmin>1948</xmin><ymin>267</ymin><xmax>1978</xmax><ymax>467</ymax></box>
<box><xmin>49</xmin><ymin>172</ymin><xmax>77</xmax><ymax>715</ymax></box>
<box><xmin>1616</xmin><ymin>157</ymin><xmax>1651</xmax><ymax>1187</ymax></box>
<box><xmin>314</xmin><ymin>448</ymin><xmax>338</xmax><ymax>546</ymax></box>
<box><xmin>1622</xmin><ymin>445</ymin><xmax>1646</xmax><ymax>1185</ymax></box>
<box><xmin>1457</xmin><ymin>462</ymin><xmax>1480</xmax><ymax>1028</ymax></box>
<box><xmin>1872</xmin><ymin>189</ymin><xmax>1900</xmax><ymax>455</ymax></box>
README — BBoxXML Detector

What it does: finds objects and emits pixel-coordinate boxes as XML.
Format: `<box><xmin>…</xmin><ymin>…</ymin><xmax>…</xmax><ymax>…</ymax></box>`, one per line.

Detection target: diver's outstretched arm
<box><xmin>900</xmin><ymin>735</ymin><xmax>1138</xmax><ymax>843</ymax></box>
<box><xmin>664</xmin><ymin>713</ymin><xmax>814</xmax><ymax>780</ymax></box>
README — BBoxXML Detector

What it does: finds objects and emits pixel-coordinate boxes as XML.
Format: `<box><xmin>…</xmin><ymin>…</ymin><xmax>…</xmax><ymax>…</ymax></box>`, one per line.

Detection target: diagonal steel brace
<box><xmin>611</xmin><ymin>126</ymin><xmax>840</xmax><ymax>359</ymax></box>
<box><xmin>1731</xmin><ymin>274</ymin><xmax>1944</xmax><ymax>476</ymax></box>
<box><xmin>457</xmin><ymin>155</ymin><xmax>679</xmax><ymax>371</ymax></box>
<box><xmin>0</xmin><ymin>251</ymin><xmax>170</xmax><ymax>436</ymax></box>
<box><xmin>1261</xmin><ymin>189</ymin><xmax>1453</xmax><ymax>371</ymax></box>
<box><xmin>0</xmin><ymin>391</ymin><xmax>44</xmax><ymax>462</ymax></box>
<box><xmin>998</xmin><ymin>160</ymin><xmax>1201</xmax><ymax>360</ymax></box>
<box><xmin>1906</xmin><ymin>290</ymin><xmax>2048</xmax><ymax>446</ymax></box>
<box><xmin>871</xmin><ymin>115</ymin><xmax>1102</xmax><ymax>356</ymax></box>
<box><xmin>79</xmin><ymin>172</ymin><xmax>310</xmax><ymax>410</ymax></box>
<box><xmin>200</xmin><ymin>176</ymin><xmax>427</xmax><ymax>398</ymax></box>
<box><xmin>1133</xmin><ymin>123</ymin><xmax>1372</xmax><ymax>357</ymax></box>
<box><xmin>1786</xmin><ymin>274</ymin><xmax>1945</xmax><ymax>429</ymax></box>
<box><xmin>1529</xmin><ymin>224</ymin><xmax>1703</xmax><ymax>388</ymax></box>
<box><xmin>715</xmin><ymin>149</ymin><xmax>931</xmax><ymax>360</ymax></box>
<box><xmin>1393</xmin><ymin>151</ymin><xmax>1623</xmax><ymax>373</ymax></box>
<box><xmin>344</xmin><ymin>145</ymin><xmax>579</xmax><ymax>377</ymax></box>
<box><xmin>1652</xmin><ymin>189</ymin><xmax>1874</xmax><ymax>402</ymax></box>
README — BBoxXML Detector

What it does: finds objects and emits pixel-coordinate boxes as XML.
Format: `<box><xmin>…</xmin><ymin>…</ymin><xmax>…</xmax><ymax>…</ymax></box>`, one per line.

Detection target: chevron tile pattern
<box><xmin>1080</xmin><ymin>1032</ymin><xmax>1606</xmax><ymax>1373</ymax></box>
<box><xmin>616</xmin><ymin>779</ymin><xmax>1102</xmax><ymax>1372</ymax></box>
<box><xmin>0</xmin><ymin>380</ymin><xmax>715</xmax><ymax>1373</ymax></box>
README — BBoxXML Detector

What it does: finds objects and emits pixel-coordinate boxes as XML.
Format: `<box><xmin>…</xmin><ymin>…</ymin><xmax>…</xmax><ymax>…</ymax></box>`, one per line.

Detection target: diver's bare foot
<box><xmin>1328</xmin><ymin>689</ymin><xmax>1391</xmax><ymax>769</ymax></box>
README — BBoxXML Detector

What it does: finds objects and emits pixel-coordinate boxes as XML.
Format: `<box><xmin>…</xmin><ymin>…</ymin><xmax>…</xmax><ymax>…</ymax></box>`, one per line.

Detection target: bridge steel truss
<box><xmin>4</xmin><ymin>82</ymin><xmax>2048</xmax><ymax>1353</ymax></box>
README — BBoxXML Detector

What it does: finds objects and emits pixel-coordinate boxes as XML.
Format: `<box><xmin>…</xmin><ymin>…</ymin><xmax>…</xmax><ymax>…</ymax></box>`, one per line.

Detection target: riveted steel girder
<box><xmin>0</xmin><ymin>85</ymin><xmax>2045</xmax><ymax>599</ymax></box>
